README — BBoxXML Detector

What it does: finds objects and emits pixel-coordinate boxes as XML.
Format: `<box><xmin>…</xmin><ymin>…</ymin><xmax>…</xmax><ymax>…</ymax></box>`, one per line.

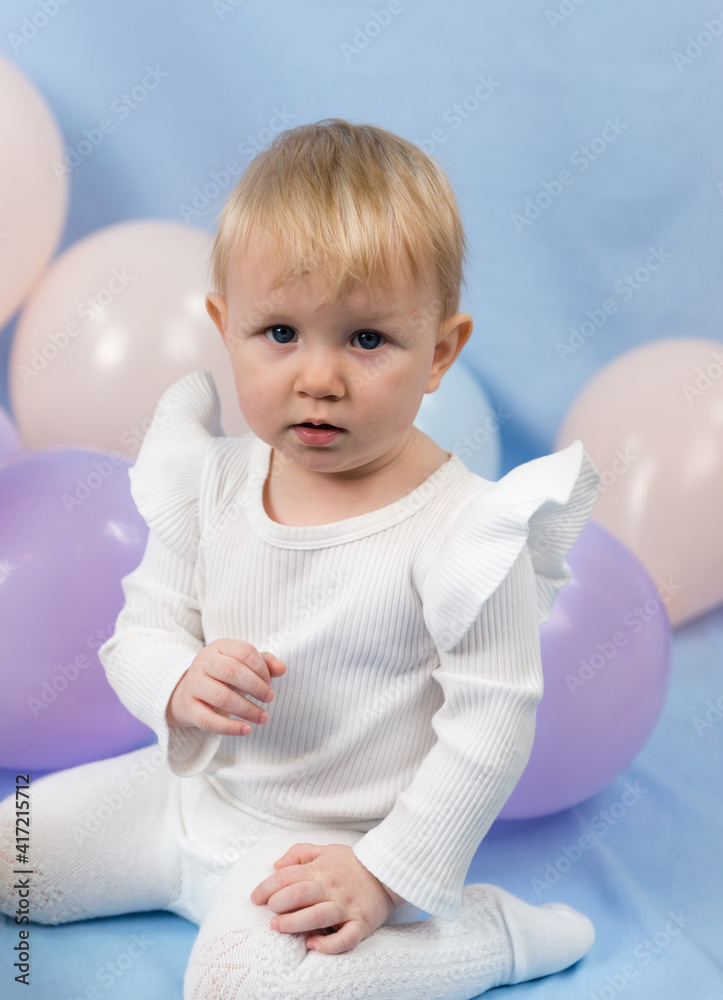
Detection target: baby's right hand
<box><xmin>166</xmin><ymin>639</ymin><xmax>287</xmax><ymax>736</ymax></box>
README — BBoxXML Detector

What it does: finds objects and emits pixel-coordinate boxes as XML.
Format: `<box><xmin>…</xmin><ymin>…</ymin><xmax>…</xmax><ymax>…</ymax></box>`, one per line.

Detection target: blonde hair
<box><xmin>209</xmin><ymin>117</ymin><xmax>469</xmax><ymax>324</ymax></box>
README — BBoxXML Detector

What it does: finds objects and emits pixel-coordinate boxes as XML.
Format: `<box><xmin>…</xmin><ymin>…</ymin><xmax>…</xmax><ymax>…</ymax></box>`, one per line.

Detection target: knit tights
<box><xmin>0</xmin><ymin>745</ymin><xmax>594</xmax><ymax>1000</ymax></box>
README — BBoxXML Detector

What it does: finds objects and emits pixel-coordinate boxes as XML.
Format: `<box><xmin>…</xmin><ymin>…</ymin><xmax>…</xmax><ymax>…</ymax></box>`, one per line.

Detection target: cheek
<box><xmin>353</xmin><ymin>350</ymin><xmax>405</xmax><ymax>397</ymax></box>
<box><xmin>356</xmin><ymin>376</ymin><xmax>418</xmax><ymax>432</ymax></box>
<box><xmin>228</xmin><ymin>359</ymin><xmax>266</xmax><ymax>407</ymax></box>
<box><xmin>234</xmin><ymin>382</ymin><xmax>267</xmax><ymax>414</ymax></box>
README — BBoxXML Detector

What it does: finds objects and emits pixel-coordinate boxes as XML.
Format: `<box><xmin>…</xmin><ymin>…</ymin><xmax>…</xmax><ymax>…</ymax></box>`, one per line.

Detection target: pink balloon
<box><xmin>499</xmin><ymin>519</ymin><xmax>671</xmax><ymax>820</ymax></box>
<box><xmin>0</xmin><ymin>57</ymin><xmax>69</xmax><ymax>329</ymax></box>
<box><xmin>0</xmin><ymin>447</ymin><xmax>154</xmax><ymax>770</ymax></box>
<box><xmin>9</xmin><ymin>219</ymin><xmax>247</xmax><ymax>456</ymax></box>
<box><xmin>557</xmin><ymin>338</ymin><xmax>723</xmax><ymax>626</ymax></box>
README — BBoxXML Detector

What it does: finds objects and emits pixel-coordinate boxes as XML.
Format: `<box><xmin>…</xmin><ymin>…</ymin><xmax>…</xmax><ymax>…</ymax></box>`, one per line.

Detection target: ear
<box><xmin>206</xmin><ymin>292</ymin><xmax>229</xmax><ymax>345</ymax></box>
<box><xmin>426</xmin><ymin>312</ymin><xmax>474</xmax><ymax>393</ymax></box>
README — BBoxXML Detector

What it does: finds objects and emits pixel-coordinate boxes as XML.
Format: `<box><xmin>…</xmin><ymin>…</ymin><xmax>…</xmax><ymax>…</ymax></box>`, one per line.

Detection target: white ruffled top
<box><xmin>99</xmin><ymin>369</ymin><xmax>600</xmax><ymax>921</ymax></box>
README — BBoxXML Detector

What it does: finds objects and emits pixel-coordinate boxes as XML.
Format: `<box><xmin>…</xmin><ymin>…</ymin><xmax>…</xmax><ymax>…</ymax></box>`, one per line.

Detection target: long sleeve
<box><xmin>97</xmin><ymin>368</ymin><xmax>228</xmax><ymax>776</ymax></box>
<box><xmin>353</xmin><ymin>440</ymin><xmax>600</xmax><ymax>921</ymax></box>
<box><xmin>98</xmin><ymin>528</ymin><xmax>223</xmax><ymax>776</ymax></box>
<box><xmin>352</xmin><ymin>545</ymin><xmax>543</xmax><ymax>922</ymax></box>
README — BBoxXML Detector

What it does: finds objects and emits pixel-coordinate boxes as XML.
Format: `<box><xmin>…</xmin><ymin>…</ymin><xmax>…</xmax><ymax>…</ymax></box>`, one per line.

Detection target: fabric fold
<box><xmin>127</xmin><ymin>369</ymin><xmax>224</xmax><ymax>562</ymax></box>
<box><xmin>422</xmin><ymin>440</ymin><xmax>600</xmax><ymax>652</ymax></box>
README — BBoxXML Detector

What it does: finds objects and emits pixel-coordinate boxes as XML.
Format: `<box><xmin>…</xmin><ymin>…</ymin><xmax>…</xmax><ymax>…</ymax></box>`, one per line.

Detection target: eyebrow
<box><xmin>361</xmin><ymin>310</ymin><xmax>398</xmax><ymax>320</ymax></box>
<box><xmin>255</xmin><ymin>309</ymin><xmax>401</xmax><ymax>324</ymax></box>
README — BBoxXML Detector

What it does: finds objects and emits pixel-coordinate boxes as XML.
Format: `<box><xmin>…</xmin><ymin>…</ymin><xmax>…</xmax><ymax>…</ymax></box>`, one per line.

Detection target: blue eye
<box><xmin>264</xmin><ymin>325</ymin><xmax>296</xmax><ymax>344</ymax></box>
<box><xmin>263</xmin><ymin>326</ymin><xmax>386</xmax><ymax>349</ymax></box>
<box><xmin>352</xmin><ymin>330</ymin><xmax>385</xmax><ymax>350</ymax></box>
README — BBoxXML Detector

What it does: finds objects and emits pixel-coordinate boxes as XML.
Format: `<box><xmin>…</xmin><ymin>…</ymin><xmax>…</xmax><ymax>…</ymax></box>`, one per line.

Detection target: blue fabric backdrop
<box><xmin>1</xmin><ymin>0</ymin><xmax>722</xmax><ymax>996</ymax></box>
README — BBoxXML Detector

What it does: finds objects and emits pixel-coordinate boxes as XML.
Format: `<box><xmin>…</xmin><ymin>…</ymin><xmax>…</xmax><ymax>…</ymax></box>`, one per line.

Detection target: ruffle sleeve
<box><xmin>422</xmin><ymin>439</ymin><xmax>600</xmax><ymax>652</ymax></box>
<box><xmin>127</xmin><ymin>369</ymin><xmax>225</xmax><ymax>561</ymax></box>
<box><xmin>99</xmin><ymin>369</ymin><xmax>228</xmax><ymax>777</ymax></box>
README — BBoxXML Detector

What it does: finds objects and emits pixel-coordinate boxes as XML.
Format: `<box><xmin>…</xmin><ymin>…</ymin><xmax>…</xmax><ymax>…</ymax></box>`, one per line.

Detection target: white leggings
<box><xmin>0</xmin><ymin>744</ymin><xmax>594</xmax><ymax>1000</ymax></box>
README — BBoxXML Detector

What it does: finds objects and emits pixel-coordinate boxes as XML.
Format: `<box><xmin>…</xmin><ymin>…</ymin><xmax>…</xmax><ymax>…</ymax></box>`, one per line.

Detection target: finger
<box><xmin>250</xmin><ymin>865</ymin><xmax>302</xmax><ymax>906</ymax></box>
<box><xmin>261</xmin><ymin>652</ymin><xmax>287</xmax><ymax>678</ymax></box>
<box><xmin>272</xmin><ymin>843</ymin><xmax>321</xmax><ymax>869</ymax></box>
<box><xmin>192</xmin><ymin>675</ymin><xmax>269</xmax><ymax>728</ymax></box>
<box><xmin>249</xmin><ymin>878</ymin><xmax>268</xmax><ymax>905</ymax></box>
<box><xmin>250</xmin><ymin>867</ymin><xmax>293</xmax><ymax>905</ymax></box>
<box><xmin>185</xmin><ymin>698</ymin><xmax>253</xmax><ymax>737</ymax></box>
<box><xmin>217</xmin><ymin>640</ymin><xmax>273</xmax><ymax>686</ymax></box>
<box><xmin>306</xmin><ymin>921</ymin><xmax>360</xmax><ymax>955</ymax></box>
<box><xmin>250</xmin><ymin>850</ymin><xmax>317</xmax><ymax>906</ymax></box>
<box><xmin>201</xmin><ymin>657</ymin><xmax>264</xmax><ymax>708</ymax></box>
<box><xmin>211</xmin><ymin>653</ymin><xmax>274</xmax><ymax>705</ymax></box>
<box><xmin>270</xmin><ymin>899</ymin><xmax>343</xmax><ymax>934</ymax></box>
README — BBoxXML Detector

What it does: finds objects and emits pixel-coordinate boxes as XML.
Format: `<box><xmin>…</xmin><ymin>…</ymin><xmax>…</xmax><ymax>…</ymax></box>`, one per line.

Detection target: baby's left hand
<box><xmin>250</xmin><ymin>842</ymin><xmax>404</xmax><ymax>954</ymax></box>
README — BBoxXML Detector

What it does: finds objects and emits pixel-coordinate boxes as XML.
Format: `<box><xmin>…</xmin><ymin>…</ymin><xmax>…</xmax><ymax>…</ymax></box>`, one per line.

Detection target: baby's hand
<box><xmin>250</xmin><ymin>842</ymin><xmax>404</xmax><ymax>954</ymax></box>
<box><xmin>166</xmin><ymin>638</ymin><xmax>286</xmax><ymax>736</ymax></box>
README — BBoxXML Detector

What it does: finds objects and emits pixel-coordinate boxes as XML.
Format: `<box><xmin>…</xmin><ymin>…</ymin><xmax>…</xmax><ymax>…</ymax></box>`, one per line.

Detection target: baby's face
<box><xmin>207</xmin><ymin>231</ymin><xmax>471</xmax><ymax>482</ymax></box>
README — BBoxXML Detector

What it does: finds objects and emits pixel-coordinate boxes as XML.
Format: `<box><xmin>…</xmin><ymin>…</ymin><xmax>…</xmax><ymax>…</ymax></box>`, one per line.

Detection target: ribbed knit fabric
<box><xmin>98</xmin><ymin>369</ymin><xmax>600</xmax><ymax>923</ymax></box>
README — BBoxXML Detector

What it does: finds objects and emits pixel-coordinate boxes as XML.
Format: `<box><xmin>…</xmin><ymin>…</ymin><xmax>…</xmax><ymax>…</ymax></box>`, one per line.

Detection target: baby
<box><xmin>0</xmin><ymin>117</ymin><xmax>600</xmax><ymax>999</ymax></box>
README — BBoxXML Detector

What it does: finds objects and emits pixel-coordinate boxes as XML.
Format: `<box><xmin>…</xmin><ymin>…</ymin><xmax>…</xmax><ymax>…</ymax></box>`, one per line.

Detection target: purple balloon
<box><xmin>0</xmin><ymin>447</ymin><xmax>154</xmax><ymax>770</ymax></box>
<box><xmin>0</xmin><ymin>405</ymin><xmax>22</xmax><ymax>461</ymax></box>
<box><xmin>498</xmin><ymin>518</ymin><xmax>671</xmax><ymax>820</ymax></box>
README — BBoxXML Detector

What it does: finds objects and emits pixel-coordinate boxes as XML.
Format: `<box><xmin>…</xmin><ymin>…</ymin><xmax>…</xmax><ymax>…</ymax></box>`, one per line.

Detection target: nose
<box><xmin>293</xmin><ymin>345</ymin><xmax>345</xmax><ymax>398</ymax></box>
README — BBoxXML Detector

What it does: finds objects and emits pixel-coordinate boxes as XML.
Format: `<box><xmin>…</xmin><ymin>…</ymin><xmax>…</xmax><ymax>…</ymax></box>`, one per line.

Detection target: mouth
<box><xmin>293</xmin><ymin>422</ymin><xmax>345</xmax><ymax>431</ymax></box>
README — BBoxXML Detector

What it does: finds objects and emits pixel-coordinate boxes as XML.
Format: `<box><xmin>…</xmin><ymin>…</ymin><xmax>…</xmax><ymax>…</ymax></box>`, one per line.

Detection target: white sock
<box><xmin>491</xmin><ymin>886</ymin><xmax>595</xmax><ymax>985</ymax></box>
<box><xmin>184</xmin><ymin>882</ymin><xmax>595</xmax><ymax>1000</ymax></box>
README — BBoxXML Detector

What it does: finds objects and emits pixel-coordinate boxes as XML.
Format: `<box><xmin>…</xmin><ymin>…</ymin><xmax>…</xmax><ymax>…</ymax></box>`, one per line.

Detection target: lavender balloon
<box><xmin>498</xmin><ymin>519</ymin><xmax>671</xmax><ymax>820</ymax></box>
<box><xmin>0</xmin><ymin>447</ymin><xmax>154</xmax><ymax>770</ymax></box>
